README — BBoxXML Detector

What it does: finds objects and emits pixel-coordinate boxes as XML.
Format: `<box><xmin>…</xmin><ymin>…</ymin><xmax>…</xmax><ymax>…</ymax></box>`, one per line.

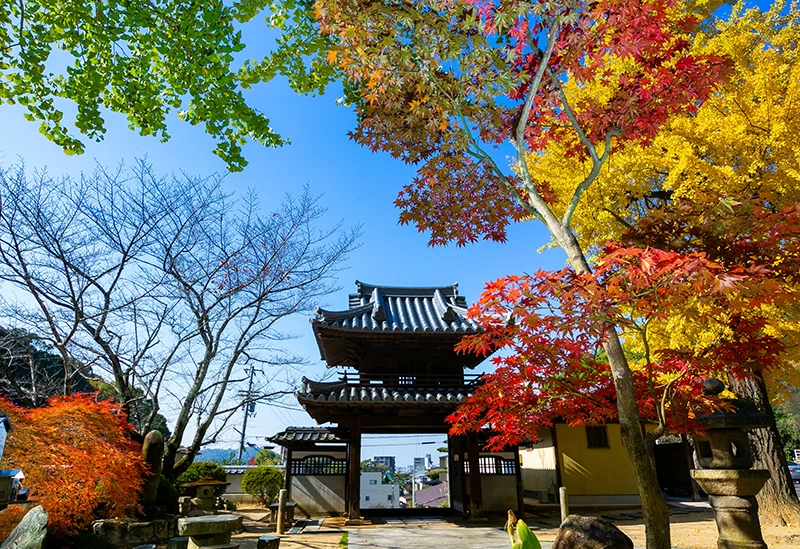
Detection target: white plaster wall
<box><xmin>461</xmin><ymin>452</ymin><xmax>519</xmax><ymax>512</ymax></box>
<box><xmin>293</xmin><ymin>450</ymin><xmax>346</xmax><ymax>460</ymax></box>
<box><xmin>479</xmin><ymin>475</ymin><xmax>518</xmax><ymax>511</ymax></box>
<box><xmin>519</xmin><ymin>428</ymin><xmax>558</xmax><ymax>493</ymax></box>
<box><xmin>291</xmin><ymin>475</ymin><xmax>346</xmax><ymax>517</ymax></box>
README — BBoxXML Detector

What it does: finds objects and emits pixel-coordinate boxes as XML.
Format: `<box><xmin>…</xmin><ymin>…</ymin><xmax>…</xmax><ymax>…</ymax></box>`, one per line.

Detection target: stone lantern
<box><xmin>690</xmin><ymin>378</ymin><xmax>771</xmax><ymax>549</ymax></box>
<box><xmin>180</xmin><ymin>478</ymin><xmax>230</xmax><ymax>517</ymax></box>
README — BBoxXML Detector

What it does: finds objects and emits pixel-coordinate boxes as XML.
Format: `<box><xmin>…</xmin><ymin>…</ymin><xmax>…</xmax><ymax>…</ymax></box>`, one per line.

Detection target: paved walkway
<box><xmin>346</xmin><ymin>517</ymin><xmax>554</xmax><ymax>549</ymax></box>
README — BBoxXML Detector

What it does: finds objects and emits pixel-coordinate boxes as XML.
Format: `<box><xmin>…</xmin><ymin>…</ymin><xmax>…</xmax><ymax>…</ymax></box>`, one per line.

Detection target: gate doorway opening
<box><xmin>360</xmin><ymin>433</ymin><xmax>450</xmax><ymax>512</ymax></box>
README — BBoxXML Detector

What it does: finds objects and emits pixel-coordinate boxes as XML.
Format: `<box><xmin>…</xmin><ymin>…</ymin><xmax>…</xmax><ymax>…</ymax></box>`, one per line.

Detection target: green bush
<box><xmin>176</xmin><ymin>461</ymin><xmax>228</xmax><ymax>497</ymax></box>
<box><xmin>241</xmin><ymin>466</ymin><xmax>284</xmax><ymax>506</ymax></box>
<box><xmin>156</xmin><ymin>475</ymin><xmax>179</xmax><ymax>514</ymax></box>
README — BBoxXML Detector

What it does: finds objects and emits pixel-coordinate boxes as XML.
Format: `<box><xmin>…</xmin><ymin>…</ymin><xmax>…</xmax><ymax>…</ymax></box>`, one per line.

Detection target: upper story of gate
<box><xmin>311</xmin><ymin>281</ymin><xmax>485</xmax><ymax>384</ymax></box>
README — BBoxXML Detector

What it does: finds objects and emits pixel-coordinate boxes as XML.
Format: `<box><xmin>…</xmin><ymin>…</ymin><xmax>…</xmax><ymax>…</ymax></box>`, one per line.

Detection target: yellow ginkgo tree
<box><xmin>526</xmin><ymin>1</ymin><xmax>800</xmax><ymax>525</ymax></box>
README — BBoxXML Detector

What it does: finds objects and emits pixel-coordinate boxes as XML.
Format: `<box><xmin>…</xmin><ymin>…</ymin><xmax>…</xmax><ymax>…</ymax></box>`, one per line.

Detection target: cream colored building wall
<box><xmin>519</xmin><ymin>427</ymin><xmax>558</xmax><ymax>493</ymax></box>
<box><xmin>555</xmin><ymin>424</ymin><xmax>639</xmax><ymax>496</ymax></box>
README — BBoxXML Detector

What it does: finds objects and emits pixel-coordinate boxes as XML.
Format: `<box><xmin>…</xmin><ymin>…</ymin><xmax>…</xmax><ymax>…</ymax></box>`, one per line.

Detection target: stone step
<box><xmin>257</xmin><ymin>536</ymin><xmax>280</xmax><ymax>549</ymax></box>
<box><xmin>167</xmin><ymin>537</ymin><xmax>189</xmax><ymax>549</ymax></box>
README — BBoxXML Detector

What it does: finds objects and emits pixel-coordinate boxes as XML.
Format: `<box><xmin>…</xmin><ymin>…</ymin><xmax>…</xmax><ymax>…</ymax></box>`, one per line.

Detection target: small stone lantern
<box><xmin>690</xmin><ymin>378</ymin><xmax>771</xmax><ymax>549</ymax></box>
<box><xmin>181</xmin><ymin>478</ymin><xmax>230</xmax><ymax>517</ymax></box>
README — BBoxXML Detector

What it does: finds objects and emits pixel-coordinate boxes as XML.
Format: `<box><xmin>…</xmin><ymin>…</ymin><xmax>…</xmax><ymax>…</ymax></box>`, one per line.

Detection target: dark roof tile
<box><xmin>313</xmin><ymin>281</ymin><xmax>479</xmax><ymax>335</ymax></box>
<box><xmin>296</xmin><ymin>378</ymin><xmax>472</xmax><ymax>406</ymax></box>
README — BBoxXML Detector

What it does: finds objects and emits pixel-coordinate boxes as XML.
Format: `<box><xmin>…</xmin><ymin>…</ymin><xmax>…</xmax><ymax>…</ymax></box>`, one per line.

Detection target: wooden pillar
<box><xmin>285</xmin><ymin>448</ymin><xmax>294</xmax><ymax>500</ymax></box>
<box><xmin>347</xmin><ymin>416</ymin><xmax>362</xmax><ymax>520</ymax></box>
<box><xmin>466</xmin><ymin>431</ymin><xmax>483</xmax><ymax>518</ymax></box>
<box><xmin>513</xmin><ymin>445</ymin><xmax>525</xmax><ymax>518</ymax></box>
<box><xmin>682</xmin><ymin>433</ymin><xmax>701</xmax><ymax>501</ymax></box>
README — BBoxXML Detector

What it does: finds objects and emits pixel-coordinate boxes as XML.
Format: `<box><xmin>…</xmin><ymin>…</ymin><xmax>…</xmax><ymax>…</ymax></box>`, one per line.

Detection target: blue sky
<box><xmin>0</xmin><ymin>36</ymin><xmax>567</xmax><ymax>468</ymax></box>
<box><xmin>0</xmin><ymin>0</ymin><xmax>774</xmax><ymax>466</ymax></box>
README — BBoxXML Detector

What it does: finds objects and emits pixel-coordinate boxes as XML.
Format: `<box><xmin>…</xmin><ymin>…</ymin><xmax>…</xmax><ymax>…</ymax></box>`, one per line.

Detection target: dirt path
<box><xmin>229</xmin><ymin>507</ymin><xmax>800</xmax><ymax>549</ymax></box>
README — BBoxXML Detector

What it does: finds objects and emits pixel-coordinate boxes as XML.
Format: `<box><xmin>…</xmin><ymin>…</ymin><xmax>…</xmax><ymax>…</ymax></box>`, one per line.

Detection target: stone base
<box><xmin>167</xmin><ymin>537</ymin><xmax>190</xmax><ymax>549</ymax></box>
<box><xmin>690</xmin><ymin>469</ymin><xmax>770</xmax><ymax>497</ymax></box>
<box><xmin>257</xmin><ymin>536</ymin><xmax>281</xmax><ymax>549</ymax></box>
<box><xmin>466</xmin><ymin>516</ymin><xmax>489</xmax><ymax>523</ymax></box>
<box><xmin>718</xmin><ymin>541</ymin><xmax>768</xmax><ymax>549</ymax></box>
<box><xmin>343</xmin><ymin>518</ymin><xmax>363</xmax><ymax>526</ymax></box>
<box><xmin>708</xmin><ymin>495</ymin><xmax>767</xmax><ymax>549</ymax></box>
<box><xmin>92</xmin><ymin>517</ymin><xmax>179</xmax><ymax>547</ymax></box>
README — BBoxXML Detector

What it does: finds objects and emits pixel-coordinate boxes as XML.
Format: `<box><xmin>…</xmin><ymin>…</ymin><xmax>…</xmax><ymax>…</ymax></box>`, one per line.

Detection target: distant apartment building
<box><xmin>361</xmin><ymin>472</ymin><xmax>401</xmax><ymax>509</ymax></box>
<box><xmin>373</xmin><ymin>455</ymin><xmax>396</xmax><ymax>472</ymax></box>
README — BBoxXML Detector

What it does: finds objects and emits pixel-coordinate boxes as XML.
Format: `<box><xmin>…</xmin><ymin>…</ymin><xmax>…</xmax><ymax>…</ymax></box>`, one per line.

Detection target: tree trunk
<box><xmin>603</xmin><ymin>328</ymin><xmax>672</xmax><ymax>549</ymax></box>
<box><xmin>729</xmin><ymin>374</ymin><xmax>800</xmax><ymax>526</ymax></box>
<box><xmin>559</xmin><ymin>228</ymin><xmax>672</xmax><ymax>549</ymax></box>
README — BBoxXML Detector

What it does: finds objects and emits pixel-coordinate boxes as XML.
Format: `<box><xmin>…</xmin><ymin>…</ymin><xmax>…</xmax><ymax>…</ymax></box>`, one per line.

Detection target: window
<box><xmin>291</xmin><ymin>455</ymin><xmax>346</xmax><ymax>476</ymax></box>
<box><xmin>369</xmin><ymin>479</ymin><xmax>377</xmax><ymax>485</ymax></box>
<box><xmin>586</xmin><ymin>426</ymin><xmax>610</xmax><ymax>449</ymax></box>
<box><xmin>387</xmin><ymin>495</ymin><xmax>392</xmax><ymax>501</ymax></box>
<box><xmin>365</xmin><ymin>496</ymin><xmax>370</xmax><ymax>502</ymax></box>
<box><xmin>463</xmin><ymin>455</ymin><xmax>516</xmax><ymax>475</ymax></box>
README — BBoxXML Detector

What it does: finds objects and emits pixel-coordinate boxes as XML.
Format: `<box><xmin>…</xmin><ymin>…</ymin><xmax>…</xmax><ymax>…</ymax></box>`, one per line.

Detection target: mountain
<box><xmin>195</xmin><ymin>446</ymin><xmax>262</xmax><ymax>464</ymax></box>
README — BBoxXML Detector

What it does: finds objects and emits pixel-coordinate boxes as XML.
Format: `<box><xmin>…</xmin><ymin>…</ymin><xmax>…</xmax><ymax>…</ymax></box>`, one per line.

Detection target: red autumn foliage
<box><xmin>0</xmin><ymin>394</ymin><xmax>145</xmax><ymax>539</ymax></box>
<box><xmin>316</xmin><ymin>0</ymin><xmax>731</xmax><ymax>246</ymax></box>
<box><xmin>624</xmin><ymin>193</ymin><xmax>800</xmax><ymax>278</ymax></box>
<box><xmin>449</xmin><ymin>245</ymin><xmax>793</xmax><ymax>449</ymax></box>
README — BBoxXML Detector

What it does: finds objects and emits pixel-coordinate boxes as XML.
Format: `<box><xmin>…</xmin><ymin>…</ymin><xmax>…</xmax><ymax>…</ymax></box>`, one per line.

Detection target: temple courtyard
<box><xmin>226</xmin><ymin>505</ymin><xmax>800</xmax><ymax>549</ymax></box>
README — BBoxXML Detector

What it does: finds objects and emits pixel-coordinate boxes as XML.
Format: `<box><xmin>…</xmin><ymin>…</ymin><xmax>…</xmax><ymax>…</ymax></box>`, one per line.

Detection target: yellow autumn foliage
<box><xmin>525</xmin><ymin>1</ymin><xmax>800</xmax><ymax>393</ymax></box>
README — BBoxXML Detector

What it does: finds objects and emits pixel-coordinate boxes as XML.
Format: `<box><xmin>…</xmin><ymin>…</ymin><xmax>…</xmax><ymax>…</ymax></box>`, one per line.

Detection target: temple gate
<box><xmin>270</xmin><ymin>282</ymin><xmax>523</xmax><ymax>521</ymax></box>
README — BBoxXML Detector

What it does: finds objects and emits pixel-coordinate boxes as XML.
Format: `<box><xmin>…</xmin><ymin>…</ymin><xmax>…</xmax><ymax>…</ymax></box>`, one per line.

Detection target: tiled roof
<box><xmin>312</xmin><ymin>281</ymin><xmax>479</xmax><ymax>335</ymax></box>
<box><xmin>296</xmin><ymin>378</ymin><xmax>472</xmax><ymax>406</ymax></box>
<box><xmin>268</xmin><ymin>427</ymin><xmax>347</xmax><ymax>445</ymax></box>
<box><xmin>414</xmin><ymin>482</ymin><xmax>449</xmax><ymax>507</ymax></box>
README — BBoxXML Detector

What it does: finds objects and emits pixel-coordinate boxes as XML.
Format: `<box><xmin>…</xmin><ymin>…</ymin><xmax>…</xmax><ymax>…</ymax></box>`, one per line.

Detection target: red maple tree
<box><xmin>0</xmin><ymin>394</ymin><xmax>145</xmax><ymax>539</ymax></box>
<box><xmin>449</xmin><ymin>244</ymin><xmax>793</xmax><ymax>449</ymax></box>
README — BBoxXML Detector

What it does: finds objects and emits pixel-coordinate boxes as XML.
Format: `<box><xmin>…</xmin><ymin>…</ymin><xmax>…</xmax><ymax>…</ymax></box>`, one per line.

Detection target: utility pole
<box><xmin>237</xmin><ymin>364</ymin><xmax>257</xmax><ymax>463</ymax></box>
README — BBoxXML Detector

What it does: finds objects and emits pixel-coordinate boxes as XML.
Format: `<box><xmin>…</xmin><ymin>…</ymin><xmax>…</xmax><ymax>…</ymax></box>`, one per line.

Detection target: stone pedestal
<box><xmin>691</xmin><ymin>379</ymin><xmax>773</xmax><ymax>549</ymax></box>
<box><xmin>257</xmin><ymin>536</ymin><xmax>280</xmax><ymax>549</ymax></box>
<box><xmin>177</xmin><ymin>514</ymin><xmax>242</xmax><ymax>549</ymax></box>
<box><xmin>691</xmin><ymin>470</ymin><xmax>769</xmax><ymax>549</ymax></box>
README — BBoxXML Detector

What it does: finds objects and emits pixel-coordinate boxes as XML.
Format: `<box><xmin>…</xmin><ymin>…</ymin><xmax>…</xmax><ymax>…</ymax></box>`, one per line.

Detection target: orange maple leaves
<box><xmin>0</xmin><ymin>395</ymin><xmax>145</xmax><ymax>539</ymax></box>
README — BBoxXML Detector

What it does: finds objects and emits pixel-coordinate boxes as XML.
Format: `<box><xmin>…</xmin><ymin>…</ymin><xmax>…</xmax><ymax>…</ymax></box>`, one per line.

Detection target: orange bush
<box><xmin>0</xmin><ymin>504</ymin><xmax>27</xmax><ymax>540</ymax></box>
<box><xmin>0</xmin><ymin>395</ymin><xmax>145</xmax><ymax>539</ymax></box>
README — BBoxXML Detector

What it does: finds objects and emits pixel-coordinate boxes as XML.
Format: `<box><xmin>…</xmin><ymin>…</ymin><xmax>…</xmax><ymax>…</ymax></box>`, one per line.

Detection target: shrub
<box><xmin>156</xmin><ymin>475</ymin><xmax>179</xmax><ymax>514</ymax></box>
<box><xmin>0</xmin><ymin>505</ymin><xmax>27</xmax><ymax>541</ymax></box>
<box><xmin>176</xmin><ymin>461</ymin><xmax>227</xmax><ymax>497</ymax></box>
<box><xmin>241</xmin><ymin>466</ymin><xmax>284</xmax><ymax>506</ymax></box>
<box><xmin>0</xmin><ymin>395</ymin><xmax>145</xmax><ymax>540</ymax></box>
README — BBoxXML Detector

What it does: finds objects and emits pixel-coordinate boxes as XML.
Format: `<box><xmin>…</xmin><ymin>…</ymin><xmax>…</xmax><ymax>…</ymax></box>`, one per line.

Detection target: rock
<box><xmin>552</xmin><ymin>515</ymin><xmax>633</xmax><ymax>549</ymax></box>
<box><xmin>141</xmin><ymin>430</ymin><xmax>164</xmax><ymax>516</ymax></box>
<box><xmin>0</xmin><ymin>505</ymin><xmax>48</xmax><ymax>549</ymax></box>
<box><xmin>91</xmin><ymin>517</ymin><xmax>178</xmax><ymax>546</ymax></box>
